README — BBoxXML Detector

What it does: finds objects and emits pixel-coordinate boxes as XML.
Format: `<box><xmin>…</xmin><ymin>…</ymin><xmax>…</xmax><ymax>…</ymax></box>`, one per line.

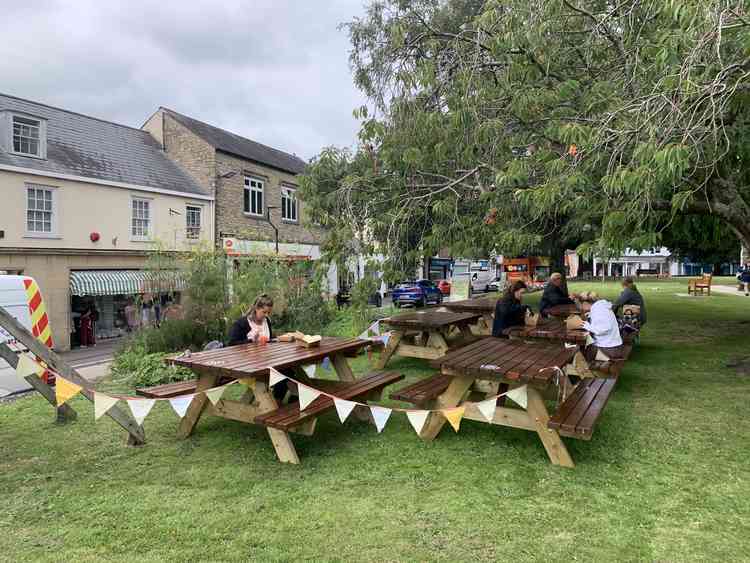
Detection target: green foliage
<box><xmin>110</xmin><ymin>345</ymin><xmax>194</xmax><ymax>387</ymax></box>
<box><xmin>349</xmin><ymin>274</ymin><xmax>379</xmax><ymax>335</ymax></box>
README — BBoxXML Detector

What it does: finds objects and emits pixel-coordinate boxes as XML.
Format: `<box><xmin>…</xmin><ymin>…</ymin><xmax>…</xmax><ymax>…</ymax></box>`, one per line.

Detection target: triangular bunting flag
<box><xmin>302</xmin><ymin>364</ymin><xmax>317</xmax><ymax>379</ymax></box>
<box><xmin>169</xmin><ymin>395</ymin><xmax>194</xmax><ymax>418</ymax></box>
<box><xmin>15</xmin><ymin>354</ymin><xmax>46</xmax><ymax>378</ymax></box>
<box><xmin>268</xmin><ymin>368</ymin><xmax>287</xmax><ymax>387</ymax></box>
<box><xmin>298</xmin><ymin>384</ymin><xmax>321</xmax><ymax>410</ymax></box>
<box><xmin>333</xmin><ymin>397</ymin><xmax>357</xmax><ymax>423</ymax></box>
<box><xmin>380</xmin><ymin>332</ymin><xmax>390</xmax><ymax>347</ymax></box>
<box><xmin>370</xmin><ymin>406</ymin><xmax>392</xmax><ymax>433</ymax></box>
<box><xmin>238</xmin><ymin>377</ymin><xmax>255</xmax><ymax>387</ymax></box>
<box><xmin>443</xmin><ymin>406</ymin><xmax>465</xmax><ymax>432</ymax></box>
<box><xmin>204</xmin><ymin>386</ymin><xmax>226</xmax><ymax>406</ymax></box>
<box><xmin>357</xmin><ymin>330</ymin><xmax>370</xmax><ymax>340</ymax></box>
<box><xmin>94</xmin><ymin>392</ymin><xmax>119</xmax><ymax>420</ymax></box>
<box><xmin>321</xmin><ymin>356</ymin><xmax>332</xmax><ymax>371</ymax></box>
<box><xmin>506</xmin><ymin>385</ymin><xmax>528</xmax><ymax>409</ymax></box>
<box><xmin>406</xmin><ymin>410</ymin><xmax>429</xmax><ymax>435</ymax></box>
<box><xmin>56</xmin><ymin>377</ymin><xmax>83</xmax><ymax>406</ymax></box>
<box><xmin>370</xmin><ymin>320</ymin><xmax>380</xmax><ymax>336</ymax></box>
<box><xmin>476</xmin><ymin>398</ymin><xmax>497</xmax><ymax>423</ymax></box>
<box><xmin>128</xmin><ymin>398</ymin><xmax>156</xmax><ymax>426</ymax></box>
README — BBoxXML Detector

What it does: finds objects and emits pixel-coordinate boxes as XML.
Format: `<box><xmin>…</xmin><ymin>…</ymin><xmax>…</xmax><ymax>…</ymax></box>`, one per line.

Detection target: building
<box><xmin>141</xmin><ymin>108</ymin><xmax>336</xmax><ymax>288</ymax></box>
<box><xmin>0</xmin><ymin>93</ymin><xmax>214</xmax><ymax>350</ymax></box>
<box><xmin>592</xmin><ymin>247</ymin><xmax>740</xmax><ymax>277</ymax></box>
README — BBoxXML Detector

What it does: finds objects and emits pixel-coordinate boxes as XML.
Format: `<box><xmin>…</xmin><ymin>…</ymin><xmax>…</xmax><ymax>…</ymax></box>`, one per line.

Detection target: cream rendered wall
<box><xmin>0</xmin><ymin>170</ymin><xmax>214</xmax><ymax>251</ymax></box>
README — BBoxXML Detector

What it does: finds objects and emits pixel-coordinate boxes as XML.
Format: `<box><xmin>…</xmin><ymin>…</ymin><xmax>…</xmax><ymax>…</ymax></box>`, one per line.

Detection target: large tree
<box><xmin>300</xmin><ymin>0</ymin><xmax>750</xmax><ymax>277</ymax></box>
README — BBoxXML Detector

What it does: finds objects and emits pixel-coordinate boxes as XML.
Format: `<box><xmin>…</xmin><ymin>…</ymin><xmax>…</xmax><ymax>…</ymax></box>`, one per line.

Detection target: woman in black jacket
<box><xmin>228</xmin><ymin>294</ymin><xmax>274</xmax><ymax>346</ymax></box>
<box><xmin>492</xmin><ymin>281</ymin><xmax>530</xmax><ymax>338</ymax></box>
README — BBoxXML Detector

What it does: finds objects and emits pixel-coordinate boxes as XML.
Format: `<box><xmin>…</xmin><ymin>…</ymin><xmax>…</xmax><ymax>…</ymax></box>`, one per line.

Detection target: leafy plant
<box><xmin>110</xmin><ymin>346</ymin><xmax>194</xmax><ymax>388</ymax></box>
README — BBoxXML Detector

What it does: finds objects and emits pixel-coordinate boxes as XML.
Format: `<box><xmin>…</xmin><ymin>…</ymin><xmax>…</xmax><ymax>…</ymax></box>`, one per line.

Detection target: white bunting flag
<box><xmin>268</xmin><ymin>368</ymin><xmax>287</xmax><ymax>387</ymax></box>
<box><xmin>15</xmin><ymin>354</ymin><xmax>45</xmax><ymax>378</ymax></box>
<box><xmin>204</xmin><ymin>385</ymin><xmax>227</xmax><ymax>406</ymax></box>
<box><xmin>370</xmin><ymin>320</ymin><xmax>380</xmax><ymax>336</ymax></box>
<box><xmin>298</xmin><ymin>384</ymin><xmax>322</xmax><ymax>410</ymax></box>
<box><xmin>475</xmin><ymin>398</ymin><xmax>497</xmax><ymax>423</ymax></box>
<box><xmin>169</xmin><ymin>395</ymin><xmax>195</xmax><ymax>418</ymax></box>
<box><xmin>302</xmin><ymin>364</ymin><xmax>317</xmax><ymax>379</ymax></box>
<box><xmin>94</xmin><ymin>392</ymin><xmax>119</xmax><ymax>420</ymax></box>
<box><xmin>128</xmin><ymin>398</ymin><xmax>156</xmax><ymax>426</ymax></box>
<box><xmin>357</xmin><ymin>330</ymin><xmax>370</xmax><ymax>340</ymax></box>
<box><xmin>321</xmin><ymin>356</ymin><xmax>332</xmax><ymax>371</ymax></box>
<box><xmin>406</xmin><ymin>410</ymin><xmax>429</xmax><ymax>435</ymax></box>
<box><xmin>370</xmin><ymin>406</ymin><xmax>392</xmax><ymax>433</ymax></box>
<box><xmin>506</xmin><ymin>385</ymin><xmax>528</xmax><ymax>409</ymax></box>
<box><xmin>333</xmin><ymin>397</ymin><xmax>357</xmax><ymax>423</ymax></box>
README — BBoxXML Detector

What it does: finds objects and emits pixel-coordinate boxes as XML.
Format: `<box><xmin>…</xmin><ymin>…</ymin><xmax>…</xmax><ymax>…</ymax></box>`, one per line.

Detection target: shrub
<box><xmin>111</xmin><ymin>346</ymin><xmax>194</xmax><ymax>387</ymax></box>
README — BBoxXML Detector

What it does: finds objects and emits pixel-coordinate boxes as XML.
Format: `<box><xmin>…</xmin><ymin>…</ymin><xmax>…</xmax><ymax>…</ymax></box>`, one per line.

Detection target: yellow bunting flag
<box><xmin>238</xmin><ymin>377</ymin><xmax>255</xmax><ymax>387</ymax></box>
<box><xmin>56</xmin><ymin>377</ymin><xmax>83</xmax><ymax>406</ymax></box>
<box><xmin>443</xmin><ymin>406</ymin><xmax>465</xmax><ymax>432</ymax></box>
<box><xmin>15</xmin><ymin>354</ymin><xmax>46</xmax><ymax>379</ymax></box>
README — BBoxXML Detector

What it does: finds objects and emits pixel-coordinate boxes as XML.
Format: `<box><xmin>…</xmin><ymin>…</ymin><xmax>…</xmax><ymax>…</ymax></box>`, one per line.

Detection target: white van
<box><xmin>0</xmin><ymin>275</ymin><xmax>54</xmax><ymax>397</ymax></box>
<box><xmin>469</xmin><ymin>260</ymin><xmax>494</xmax><ymax>293</ymax></box>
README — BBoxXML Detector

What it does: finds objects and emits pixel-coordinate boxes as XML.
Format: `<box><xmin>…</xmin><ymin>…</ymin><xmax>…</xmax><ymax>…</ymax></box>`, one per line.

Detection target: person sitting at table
<box><xmin>613</xmin><ymin>277</ymin><xmax>647</xmax><ymax>327</ymax></box>
<box><xmin>492</xmin><ymin>280</ymin><xmax>531</xmax><ymax>338</ymax></box>
<box><xmin>228</xmin><ymin>294</ymin><xmax>274</xmax><ymax>346</ymax></box>
<box><xmin>538</xmin><ymin>272</ymin><xmax>575</xmax><ymax>315</ymax></box>
<box><xmin>570</xmin><ymin>298</ymin><xmax>627</xmax><ymax>362</ymax></box>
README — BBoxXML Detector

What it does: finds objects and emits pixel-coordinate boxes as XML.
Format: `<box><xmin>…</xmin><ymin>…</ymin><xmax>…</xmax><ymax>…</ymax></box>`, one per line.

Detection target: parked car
<box><xmin>391</xmin><ymin>280</ymin><xmax>443</xmax><ymax>307</ymax></box>
<box><xmin>487</xmin><ymin>278</ymin><xmax>506</xmax><ymax>292</ymax></box>
<box><xmin>437</xmin><ymin>280</ymin><xmax>451</xmax><ymax>295</ymax></box>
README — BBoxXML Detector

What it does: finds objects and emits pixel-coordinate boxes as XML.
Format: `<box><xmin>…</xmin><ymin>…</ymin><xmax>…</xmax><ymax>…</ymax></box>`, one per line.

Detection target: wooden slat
<box><xmin>389</xmin><ymin>374</ymin><xmax>452</xmax><ymax>404</ymax></box>
<box><xmin>573</xmin><ymin>378</ymin><xmax>617</xmax><ymax>437</ymax></box>
<box><xmin>442</xmin><ymin>298</ymin><xmax>497</xmax><ymax>314</ymax></box>
<box><xmin>382</xmin><ymin>311</ymin><xmax>482</xmax><ymax>330</ymax></box>
<box><xmin>136</xmin><ymin>380</ymin><xmax>199</xmax><ymax>398</ymax></box>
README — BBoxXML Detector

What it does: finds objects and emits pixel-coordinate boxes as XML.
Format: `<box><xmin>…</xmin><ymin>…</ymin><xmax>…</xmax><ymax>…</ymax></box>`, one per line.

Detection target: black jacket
<box><xmin>228</xmin><ymin>316</ymin><xmax>273</xmax><ymax>346</ymax></box>
<box><xmin>492</xmin><ymin>297</ymin><xmax>528</xmax><ymax>337</ymax></box>
<box><xmin>613</xmin><ymin>287</ymin><xmax>647</xmax><ymax>325</ymax></box>
<box><xmin>539</xmin><ymin>284</ymin><xmax>574</xmax><ymax>313</ymax></box>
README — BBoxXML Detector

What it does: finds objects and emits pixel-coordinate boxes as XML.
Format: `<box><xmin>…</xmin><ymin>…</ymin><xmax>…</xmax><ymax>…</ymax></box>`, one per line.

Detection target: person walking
<box><xmin>740</xmin><ymin>263</ymin><xmax>750</xmax><ymax>296</ymax></box>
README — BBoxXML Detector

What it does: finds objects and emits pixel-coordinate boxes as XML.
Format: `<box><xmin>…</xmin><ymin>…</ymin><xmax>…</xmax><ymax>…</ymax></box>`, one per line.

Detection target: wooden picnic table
<box><xmin>442</xmin><ymin>297</ymin><xmax>498</xmax><ymax>334</ymax></box>
<box><xmin>420</xmin><ymin>337</ymin><xmax>577</xmax><ymax>467</ymax></box>
<box><xmin>544</xmin><ymin>302</ymin><xmax>592</xmax><ymax>318</ymax></box>
<box><xmin>508</xmin><ymin>325</ymin><xmax>589</xmax><ymax>346</ymax></box>
<box><xmin>167</xmin><ymin>337</ymin><xmax>374</xmax><ymax>464</ymax></box>
<box><xmin>377</xmin><ymin>310</ymin><xmax>482</xmax><ymax>368</ymax></box>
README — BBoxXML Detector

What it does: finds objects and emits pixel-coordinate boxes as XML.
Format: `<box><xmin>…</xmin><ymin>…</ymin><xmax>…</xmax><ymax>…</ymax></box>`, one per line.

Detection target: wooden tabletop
<box><xmin>442</xmin><ymin>297</ymin><xmax>498</xmax><ymax>313</ymax></box>
<box><xmin>431</xmin><ymin>337</ymin><xmax>575</xmax><ymax>383</ymax></box>
<box><xmin>168</xmin><ymin>337</ymin><xmax>368</xmax><ymax>379</ymax></box>
<box><xmin>511</xmin><ymin>325</ymin><xmax>588</xmax><ymax>345</ymax></box>
<box><xmin>382</xmin><ymin>310</ymin><xmax>482</xmax><ymax>329</ymax></box>
<box><xmin>544</xmin><ymin>304</ymin><xmax>581</xmax><ymax>317</ymax></box>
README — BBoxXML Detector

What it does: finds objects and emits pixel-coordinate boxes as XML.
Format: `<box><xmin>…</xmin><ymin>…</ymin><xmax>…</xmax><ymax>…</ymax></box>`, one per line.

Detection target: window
<box><xmin>186</xmin><ymin>205</ymin><xmax>201</xmax><ymax>239</ymax></box>
<box><xmin>244</xmin><ymin>176</ymin><xmax>264</xmax><ymax>216</ymax></box>
<box><xmin>26</xmin><ymin>185</ymin><xmax>54</xmax><ymax>234</ymax></box>
<box><xmin>131</xmin><ymin>198</ymin><xmax>151</xmax><ymax>240</ymax></box>
<box><xmin>281</xmin><ymin>186</ymin><xmax>298</xmax><ymax>222</ymax></box>
<box><xmin>12</xmin><ymin>115</ymin><xmax>44</xmax><ymax>157</ymax></box>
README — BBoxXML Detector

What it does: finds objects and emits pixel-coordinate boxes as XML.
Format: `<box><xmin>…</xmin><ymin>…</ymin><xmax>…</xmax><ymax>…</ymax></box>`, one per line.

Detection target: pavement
<box><xmin>60</xmin><ymin>337</ymin><xmax>125</xmax><ymax>381</ymax></box>
<box><xmin>712</xmin><ymin>285</ymin><xmax>749</xmax><ymax>297</ymax></box>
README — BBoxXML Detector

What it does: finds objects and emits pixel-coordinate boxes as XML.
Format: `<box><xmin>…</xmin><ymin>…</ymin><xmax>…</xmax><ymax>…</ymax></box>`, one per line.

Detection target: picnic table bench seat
<box><xmin>254</xmin><ymin>371</ymin><xmax>404</xmax><ymax>431</ymax></box>
<box><xmin>589</xmin><ymin>343</ymin><xmax>633</xmax><ymax>378</ymax></box>
<box><xmin>136</xmin><ymin>378</ymin><xmax>227</xmax><ymax>399</ymax></box>
<box><xmin>548</xmin><ymin>377</ymin><xmax>617</xmax><ymax>440</ymax></box>
<box><xmin>389</xmin><ymin>373</ymin><xmax>452</xmax><ymax>406</ymax></box>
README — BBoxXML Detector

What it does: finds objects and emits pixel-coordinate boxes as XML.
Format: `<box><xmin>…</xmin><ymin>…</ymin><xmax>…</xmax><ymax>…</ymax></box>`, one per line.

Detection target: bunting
<box><xmin>321</xmin><ymin>356</ymin><xmax>332</xmax><ymax>371</ymax></box>
<box><xmin>56</xmin><ymin>377</ymin><xmax>82</xmax><ymax>406</ymax></box>
<box><xmin>475</xmin><ymin>398</ymin><xmax>497</xmax><ymax>423</ymax></box>
<box><xmin>333</xmin><ymin>398</ymin><xmax>357</xmax><ymax>423</ymax></box>
<box><xmin>204</xmin><ymin>385</ymin><xmax>227</xmax><ymax>406</ymax></box>
<box><xmin>505</xmin><ymin>386</ymin><xmax>528</xmax><ymax>409</ymax></box>
<box><xmin>15</xmin><ymin>353</ymin><xmax>46</xmax><ymax>379</ymax></box>
<box><xmin>268</xmin><ymin>368</ymin><xmax>287</xmax><ymax>387</ymax></box>
<box><xmin>443</xmin><ymin>406</ymin><xmax>465</xmax><ymax>432</ymax></box>
<box><xmin>169</xmin><ymin>395</ymin><xmax>194</xmax><ymax>418</ymax></box>
<box><xmin>298</xmin><ymin>385</ymin><xmax>321</xmax><ymax>410</ymax></box>
<box><xmin>370</xmin><ymin>406</ymin><xmax>392</xmax><ymax>433</ymax></box>
<box><xmin>406</xmin><ymin>410</ymin><xmax>430</xmax><ymax>435</ymax></box>
<box><xmin>94</xmin><ymin>392</ymin><xmax>119</xmax><ymax>420</ymax></box>
<box><xmin>302</xmin><ymin>364</ymin><xmax>317</xmax><ymax>379</ymax></box>
<box><xmin>128</xmin><ymin>398</ymin><xmax>156</xmax><ymax>426</ymax></box>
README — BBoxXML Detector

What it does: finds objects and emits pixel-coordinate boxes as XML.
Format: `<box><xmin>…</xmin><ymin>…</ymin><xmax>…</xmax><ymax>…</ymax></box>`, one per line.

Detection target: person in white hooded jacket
<box><xmin>571</xmin><ymin>299</ymin><xmax>627</xmax><ymax>362</ymax></box>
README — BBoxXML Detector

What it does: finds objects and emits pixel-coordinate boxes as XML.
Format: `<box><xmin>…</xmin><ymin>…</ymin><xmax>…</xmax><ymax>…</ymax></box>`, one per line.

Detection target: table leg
<box><xmin>426</xmin><ymin>330</ymin><xmax>449</xmax><ymax>354</ymax></box>
<box><xmin>176</xmin><ymin>372</ymin><xmax>217</xmax><ymax>439</ymax></box>
<box><xmin>253</xmin><ymin>380</ymin><xmax>300</xmax><ymax>464</ymax></box>
<box><xmin>331</xmin><ymin>353</ymin><xmax>370</xmax><ymax>421</ymax></box>
<box><xmin>376</xmin><ymin>330</ymin><xmax>404</xmax><ymax>368</ymax></box>
<box><xmin>419</xmin><ymin>375</ymin><xmax>474</xmax><ymax>441</ymax></box>
<box><xmin>525</xmin><ymin>387</ymin><xmax>575</xmax><ymax>468</ymax></box>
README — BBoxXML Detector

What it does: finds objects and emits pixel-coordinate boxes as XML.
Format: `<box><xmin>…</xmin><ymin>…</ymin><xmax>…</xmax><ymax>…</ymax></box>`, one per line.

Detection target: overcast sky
<box><xmin>0</xmin><ymin>0</ymin><xmax>368</xmax><ymax>160</ymax></box>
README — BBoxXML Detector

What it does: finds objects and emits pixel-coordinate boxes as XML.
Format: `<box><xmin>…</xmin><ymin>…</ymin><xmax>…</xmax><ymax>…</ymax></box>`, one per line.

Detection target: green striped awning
<box><xmin>69</xmin><ymin>270</ymin><xmax>186</xmax><ymax>297</ymax></box>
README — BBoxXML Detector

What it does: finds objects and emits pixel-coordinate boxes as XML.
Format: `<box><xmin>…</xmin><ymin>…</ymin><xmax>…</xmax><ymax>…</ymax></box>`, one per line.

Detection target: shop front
<box><xmin>69</xmin><ymin>270</ymin><xmax>185</xmax><ymax>348</ymax></box>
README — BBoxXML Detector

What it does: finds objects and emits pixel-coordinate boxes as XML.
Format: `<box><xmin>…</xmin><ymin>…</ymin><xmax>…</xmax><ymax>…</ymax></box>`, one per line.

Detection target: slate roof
<box><xmin>0</xmin><ymin>93</ymin><xmax>210</xmax><ymax>197</ymax></box>
<box><xmin>162</xmin><ymin>108</ymin><xmax>307</xmax><ymax>175</ymax></box>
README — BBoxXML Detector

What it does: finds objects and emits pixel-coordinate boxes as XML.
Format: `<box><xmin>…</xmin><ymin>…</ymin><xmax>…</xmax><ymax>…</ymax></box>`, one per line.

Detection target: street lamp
<box><xmin>265</xmin><ymin>206</ymin><xmax>279</xmax><ymax>254</ymax></box>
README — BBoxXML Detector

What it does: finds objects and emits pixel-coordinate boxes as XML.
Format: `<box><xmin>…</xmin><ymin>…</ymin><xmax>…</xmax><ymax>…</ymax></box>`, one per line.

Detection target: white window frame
<box><xmin>8</xmin><ymin>112</ymin><xmax>47</xmax><ymax>159</ymax></box>
<box><xmin>243</xmin><ymin>176</ymin><xmax>265</xmax><ymax>217</ymax></box>
<box><xmin>281</xmin><ymin>185</ymin><xmax>298</xmax><ymax>223</ymax></box>
<box><xmin>24</xmin><ymin>183</ymin><xmax>59</xmax><ymax>238</ymax></box>
<box><xmin>130</xmin><ymin>197</ymin><xmax>153</xmax><ymax>241</ymax></box>
<box><xmin>186</xmin><ymin>204</ymin><xmax>202</xmax><ymax>240</ymax></box>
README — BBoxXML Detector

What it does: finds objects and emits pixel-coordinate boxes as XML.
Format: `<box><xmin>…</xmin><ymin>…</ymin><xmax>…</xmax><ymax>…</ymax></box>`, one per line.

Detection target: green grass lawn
<box><xmin>2</xmin><ymin>280</ymin><xmax>749</xmax><ymax>561</ymax></box>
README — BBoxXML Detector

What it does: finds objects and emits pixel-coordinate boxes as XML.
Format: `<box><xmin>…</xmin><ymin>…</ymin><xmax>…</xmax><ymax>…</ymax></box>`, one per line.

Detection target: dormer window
<box><xmin>3</xmin><ymin>112</ymin><xmax>47</xmax><ymax>159</ymax></box>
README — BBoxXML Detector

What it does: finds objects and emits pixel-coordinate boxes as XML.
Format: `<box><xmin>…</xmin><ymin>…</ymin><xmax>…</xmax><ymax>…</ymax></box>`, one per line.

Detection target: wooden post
<box><xmin>176</xmin><ymin>373</ymin><xmax>216</xmax><ymax>439</ymax></box>
<box><xmin>375</xmin><ymin>330</ymin><xmax>404</xmax><ymax>369</ymax></box>
<box><xmin>419</xmin><ymin>375</ymin><xmax>474</xmax><ymax>440</ymax></box>
<box><xmin>0</xmin><ymin>307</ymin><xmax>145</xmax><ymax>445</ymax></box>
<box><xmin>526</xmin><ymin>387</ymin><xmax>575</xmax><ymax>468</ymax></box>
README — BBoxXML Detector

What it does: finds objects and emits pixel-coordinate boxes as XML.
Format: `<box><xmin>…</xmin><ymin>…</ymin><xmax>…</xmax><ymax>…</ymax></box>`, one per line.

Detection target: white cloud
<box><xmin>0</xmin><ymin>0</ymin><xmax>368</xmax><ymax>160</ymax></box>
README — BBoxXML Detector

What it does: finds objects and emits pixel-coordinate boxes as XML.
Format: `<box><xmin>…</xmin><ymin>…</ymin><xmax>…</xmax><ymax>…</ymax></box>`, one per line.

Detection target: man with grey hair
<box><xmin>539</xmin><ymin>272</ymin><xmax>575</xmax><ymax>314</ymax></box>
